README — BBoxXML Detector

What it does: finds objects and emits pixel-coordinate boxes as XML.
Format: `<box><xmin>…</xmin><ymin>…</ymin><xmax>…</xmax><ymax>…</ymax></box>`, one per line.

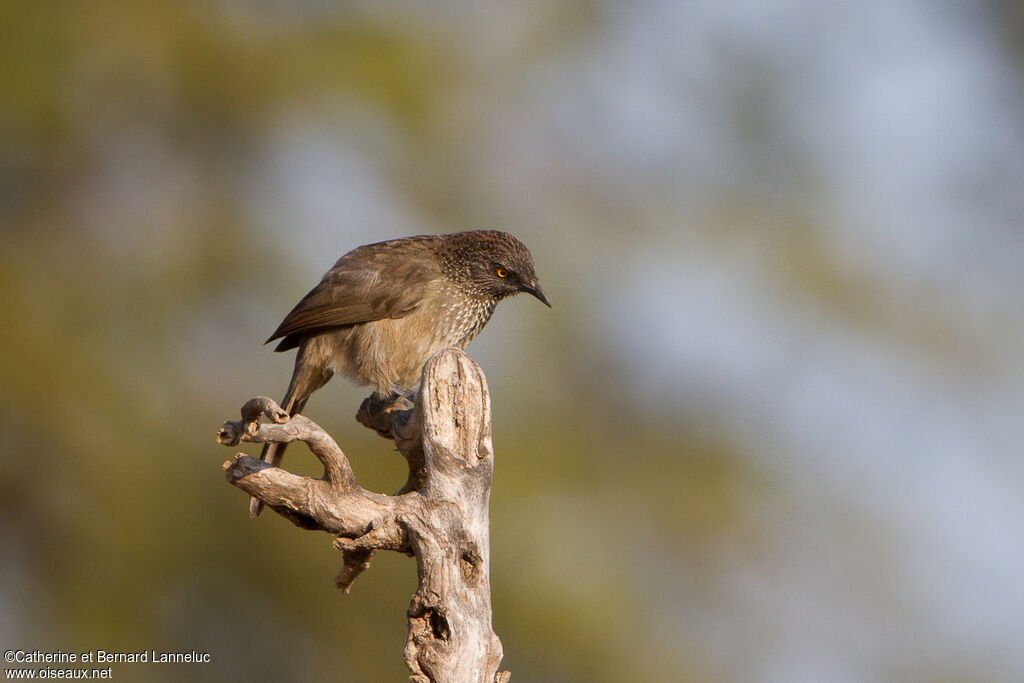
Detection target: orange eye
<box><xmin>496</xmin><ymin>268</ymin><xmax>507</xmax><ymax>278</ymax></box>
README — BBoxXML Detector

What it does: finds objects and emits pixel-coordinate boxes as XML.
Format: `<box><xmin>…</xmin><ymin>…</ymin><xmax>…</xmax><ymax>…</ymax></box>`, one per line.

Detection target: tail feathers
<box><xmin>250</xmin><ymin>345</ymin><xmax>332</xmax><ymax>518</ymax></box>
<box><xmin>248</xmin><ymin>441</ymin><xmax>290</xmax><ymax>518</ymax></box>
<box><xmin>249</xmin><ymin>393</ymin><xmax>307</xmax><ymax>518</ymax></box>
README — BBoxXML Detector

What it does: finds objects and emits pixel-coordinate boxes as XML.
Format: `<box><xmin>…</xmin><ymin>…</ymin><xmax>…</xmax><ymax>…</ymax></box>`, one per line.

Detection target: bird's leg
<box><xmin>371</xmin><ymin>389</ymin><xmax>415</xmax><ymax>413</ymax></box>
<box><xmin>391</xmin><ymin>388</ymin><xmax>416</xmax><ymax>409</ymax></box>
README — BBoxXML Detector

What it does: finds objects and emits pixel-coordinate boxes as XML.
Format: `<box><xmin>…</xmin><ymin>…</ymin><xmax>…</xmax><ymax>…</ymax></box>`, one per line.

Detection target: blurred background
<box><xmin>2</xmin><ymin>1</ymin><xmax>1024</xmax><ymax>681</ymax></box>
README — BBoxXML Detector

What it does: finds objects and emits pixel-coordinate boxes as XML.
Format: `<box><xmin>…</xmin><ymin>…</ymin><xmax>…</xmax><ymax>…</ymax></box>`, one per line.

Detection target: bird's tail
<box><xmin>248</xmin><ymin>394</ymin><xmax>306</xmax><ymax>518</ymax></box>
<box><xmin>249</xmin><ymin>351</ymin><xmax>331</xmax><ymax>518</ymax></box>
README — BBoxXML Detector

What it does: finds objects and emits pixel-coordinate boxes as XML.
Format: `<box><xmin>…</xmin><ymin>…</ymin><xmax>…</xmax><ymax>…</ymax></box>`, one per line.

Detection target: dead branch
<box><xmin>217</xmin><ymin>349</ymin><xmax>508</xmax><ymax>682</ymax></box>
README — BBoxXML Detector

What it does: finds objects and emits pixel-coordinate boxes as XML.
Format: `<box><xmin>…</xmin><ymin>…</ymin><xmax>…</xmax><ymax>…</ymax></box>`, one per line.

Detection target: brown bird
<box><xmin>251</xmin><ymin>230</ymin><xmax>549</xmax><ymax>517</ymax></box>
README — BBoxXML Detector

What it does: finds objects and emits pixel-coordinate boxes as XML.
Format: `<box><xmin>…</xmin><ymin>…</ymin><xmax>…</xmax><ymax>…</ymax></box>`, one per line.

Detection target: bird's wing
<box><xmin>266</xmin><ymin>239</ymin><xmax>436</xmax><ymax>343</ymax></box>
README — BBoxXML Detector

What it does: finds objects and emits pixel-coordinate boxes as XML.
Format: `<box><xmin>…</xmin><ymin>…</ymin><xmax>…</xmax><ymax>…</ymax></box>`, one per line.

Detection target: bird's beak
<box><xmin>526</xmin><ymin>281</ymin><xmax>551</xmax><ymax>308</ymax></box>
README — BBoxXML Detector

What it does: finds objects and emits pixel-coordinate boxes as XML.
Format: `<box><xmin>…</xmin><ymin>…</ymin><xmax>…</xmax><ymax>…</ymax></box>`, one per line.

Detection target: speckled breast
<box><xmin>434</xmin><ymin>284</ymin><xmax>498</xmax><ymax>350</ymax></box>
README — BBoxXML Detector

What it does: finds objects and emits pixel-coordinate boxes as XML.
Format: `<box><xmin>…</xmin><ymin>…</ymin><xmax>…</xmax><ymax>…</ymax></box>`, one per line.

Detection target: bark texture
<box><xmin>217</xmin><ymin>349</ymin><xmax>509</xmax><ymax>683</ymax></box>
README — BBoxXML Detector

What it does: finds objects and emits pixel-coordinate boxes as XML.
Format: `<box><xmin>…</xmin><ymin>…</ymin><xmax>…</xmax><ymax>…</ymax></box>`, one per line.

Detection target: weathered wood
<box><xmin>217</xmin><ymin>349</ymin><xmax>508</xmax><ymax>682</ymax></box>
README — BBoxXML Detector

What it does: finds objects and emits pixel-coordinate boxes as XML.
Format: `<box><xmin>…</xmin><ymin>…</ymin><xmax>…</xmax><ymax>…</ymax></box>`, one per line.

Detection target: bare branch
<box><xmin>222</xmin><ymin>454</ymin><xmax>381</xmax><ymax>534</ymax></box>
<box><xmin>217</xmin><ymin>349</ymin><xmax>508</xmax><ymax>682</ymax></box>
<box><xmin>219</xmin><ymin>406</ymin><xmax>357</xmax><ymax>488</ymax></box>
<box><xmin>333</xmin><ymin>549</ymin><xmax>375</xmax><ymax>594</ymax></box>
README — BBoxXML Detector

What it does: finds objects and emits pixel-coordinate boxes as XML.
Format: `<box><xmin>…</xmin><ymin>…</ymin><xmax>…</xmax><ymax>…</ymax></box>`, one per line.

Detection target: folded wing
<box><xmin>267</xmin><ymin>239</ymin><xmax>435</xmax><ymax>351</ymax></box>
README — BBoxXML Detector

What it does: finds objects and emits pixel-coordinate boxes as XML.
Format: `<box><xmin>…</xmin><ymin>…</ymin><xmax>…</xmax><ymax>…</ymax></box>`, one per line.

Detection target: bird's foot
<box><xmin>217</xmin><ymin>396</ymin><xmax>289</xmax><ymax>446</ymax></box>
<box><xmin>356</xmin><ymin>392</ymin><xmax>414</xmax><ymax>438</ymax></box>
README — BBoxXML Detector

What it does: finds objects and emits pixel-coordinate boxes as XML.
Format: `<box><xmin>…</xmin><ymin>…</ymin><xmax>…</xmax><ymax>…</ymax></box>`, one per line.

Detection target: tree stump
<box><xmin>217</xmin><ymin>349</ymin><xmax>510</xmax><ymax>683</ymax></box>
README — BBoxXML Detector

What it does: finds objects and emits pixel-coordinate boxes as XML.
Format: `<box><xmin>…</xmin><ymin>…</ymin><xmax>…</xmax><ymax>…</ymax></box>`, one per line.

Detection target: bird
<box><xmin>250</xmin><ymin>230</ymin><xmax>550</xmax><ymax>517</ymax></box>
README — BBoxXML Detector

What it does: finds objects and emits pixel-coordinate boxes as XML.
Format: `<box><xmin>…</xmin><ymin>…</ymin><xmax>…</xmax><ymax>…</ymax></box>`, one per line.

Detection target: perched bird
<box><xmin>251</xmin><ymin>230</ymin><xmax>549</xmax><ymax>517</ymax></box>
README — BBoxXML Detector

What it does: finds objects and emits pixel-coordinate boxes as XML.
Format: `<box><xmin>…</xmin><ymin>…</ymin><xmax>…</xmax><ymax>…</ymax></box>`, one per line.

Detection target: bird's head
<box><xmin>442</xmin><ymin>230</ymin><xmax>551</xmax><ymax>307</ymax></box>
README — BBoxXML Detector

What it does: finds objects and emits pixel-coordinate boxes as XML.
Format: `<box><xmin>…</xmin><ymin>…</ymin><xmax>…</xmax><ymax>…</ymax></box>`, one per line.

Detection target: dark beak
<box><xmin>525</xmin><ymin>281</ymin><xmax>551</xmax><ymax>308</ymax></box>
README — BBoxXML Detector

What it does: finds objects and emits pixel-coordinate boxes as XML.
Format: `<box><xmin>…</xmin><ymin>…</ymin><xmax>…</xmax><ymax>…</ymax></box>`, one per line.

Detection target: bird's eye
<box><xmin>496</xmin><ymin>268</ymin><xmax>507</xmax><ymax>278</ymax></box>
